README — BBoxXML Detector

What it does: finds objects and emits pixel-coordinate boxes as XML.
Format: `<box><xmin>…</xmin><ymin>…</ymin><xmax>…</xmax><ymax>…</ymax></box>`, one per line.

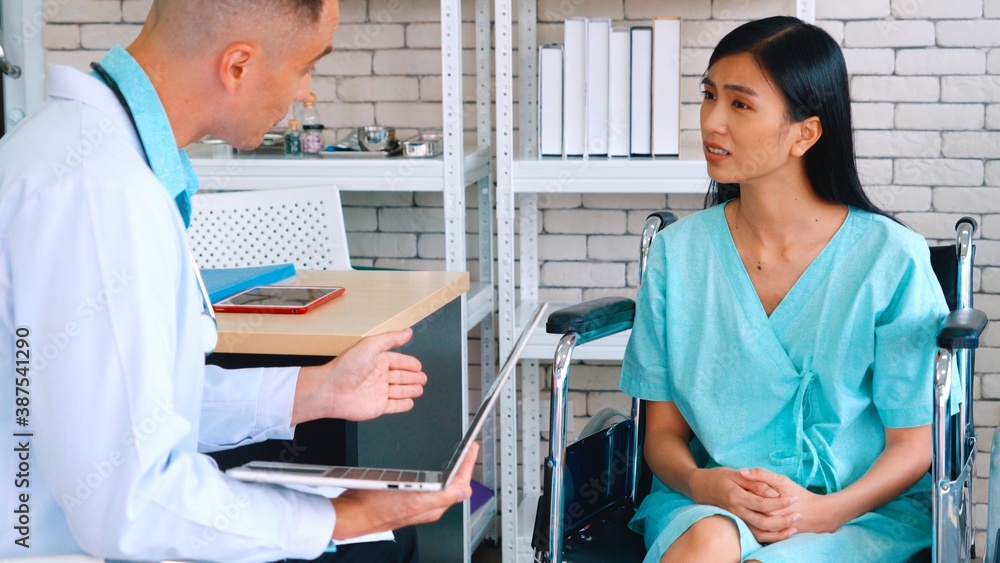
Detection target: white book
<box><xmin>652</xmin><ymin>17</ymin><xmax>681</xmax><ymax>156</ymax></box>
<box><xmin>630</xmin><ymin>26</ymin><xmax>653</xmax><ymax>156</ymax></box>
<box><xmin>539</xmin><ymin>44</ymin><xmax>564</xmax><ymax>157</ymax></box>
<box><xmin>563</xmin><ymin>17</ymin><xmax>587</xmax><ymax>157</ymax></box>
<box><xmin>586</xmin><ymin>18</ymin><xmax>611</xmax><ymax>156</ymax></box>
<box><xmin>608</xmin><ymin>27</ymin><xmax>632</xmax><ymax>157</ymax></box>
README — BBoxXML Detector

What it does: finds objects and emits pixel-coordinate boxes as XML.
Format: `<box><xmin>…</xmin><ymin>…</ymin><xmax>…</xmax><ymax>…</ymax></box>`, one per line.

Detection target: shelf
<box><xmin>515</xmin><ymin>301</ymin><xmax>631</xmax><ymax>361</ymax></box>
<box><xmin>470</xmin><ymin>493</ymin><xmax>498</xmax><ymax>553</ymax></box>
<box><xmin>190</xmin><ymin>146</ymin><xmax>491</xmax><ymax>192</ymax></box>
<box><xmin>512</xmin><ymin>157</ymin><xmax>709</xmax><ymax>193</ymax></box>
<box><xmin>466</xmin><ymin>282</ymin><xmax>494</xmax><ymax>333</ymax></box>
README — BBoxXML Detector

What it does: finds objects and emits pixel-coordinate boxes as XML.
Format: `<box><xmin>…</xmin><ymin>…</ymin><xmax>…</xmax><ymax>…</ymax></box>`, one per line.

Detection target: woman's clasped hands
<box><xmin>688</xmin><ymin>467</ymin><xmax>847</xmax><ymax>544</ymax></box>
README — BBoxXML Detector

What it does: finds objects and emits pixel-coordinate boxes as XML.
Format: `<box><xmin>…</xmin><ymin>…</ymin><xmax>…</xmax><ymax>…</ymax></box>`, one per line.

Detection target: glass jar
<box><xmin>284</xmin><ymin>120</ymin><xmax>303</xmax><ymax>157</ymax></box>
<box><xmin>302</xmin><ymin>124</ymin><xmax>325</xmax><ymax>154</ymax></box>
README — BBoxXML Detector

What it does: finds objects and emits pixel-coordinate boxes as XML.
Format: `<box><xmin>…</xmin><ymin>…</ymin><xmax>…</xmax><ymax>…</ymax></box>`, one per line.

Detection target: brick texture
<box><xmin>895</xmin><ymin>103</ymin><xmax>985</xmax><ymax>130</ymax></box>
<box><xmin>891</xmin><ymin>0</ymin><xmax>983</xmax><ymax>19</ymax></box>
<box><xmin>817</xmin><ymin>0</ymin><xmax>891</xmax><ymax>19</ymax></box>
<box><xmin>43</xmin><ymin>25</ymin><xmax>80</xmax><ymax>50</ymax></box>
<box><xmin>937</xmin><ymin>20</ymin><xmax>1000</xmax><ymax>47</ymax></box>
<box><xmin>895</xmin><ymin>48</ymin><xmax>986</xmax><ymax>75</ymax></box>
<box><xmin>843</xmin><ymin>20</ymin><xmax>935</xmax><ymax>48</ymax></box>
<box><xmin>41</xmin><ymin>0</ymin><xmax>1000</xmax><ymax>541</ymax></box>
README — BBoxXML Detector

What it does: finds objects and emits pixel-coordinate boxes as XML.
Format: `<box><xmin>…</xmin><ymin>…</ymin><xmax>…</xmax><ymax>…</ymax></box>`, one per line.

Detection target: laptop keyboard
<box><xmin>322</xmin><ymin>466</ymin><xmax>425</xmax><ymax>482</ymax></box>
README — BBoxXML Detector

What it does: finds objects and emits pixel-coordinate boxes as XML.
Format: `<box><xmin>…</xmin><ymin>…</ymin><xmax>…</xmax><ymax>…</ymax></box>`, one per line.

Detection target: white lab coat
<box><xmin>0</xmin><ymin>66</ymin><xmax>336</xmax><ymax>560</ymax></box>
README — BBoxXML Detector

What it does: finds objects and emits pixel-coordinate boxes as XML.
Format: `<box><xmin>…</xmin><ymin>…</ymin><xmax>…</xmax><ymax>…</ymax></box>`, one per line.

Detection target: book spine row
<box><xmin>539</xmin><ymin>17</ymin><xmax>681</xmax><ymax>158</ymax></box>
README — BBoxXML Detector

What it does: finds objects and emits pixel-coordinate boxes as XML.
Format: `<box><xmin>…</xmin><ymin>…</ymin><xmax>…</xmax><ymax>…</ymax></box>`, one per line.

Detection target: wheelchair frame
<box><xmin>933</xmin><ymin>218</ymin><xmax>983</xmax><ymax>562</ymax></box>
<box><xmin>534</xmin><ymin>212</ymin><xmax>988</xmax><ymax>563</ymax></box>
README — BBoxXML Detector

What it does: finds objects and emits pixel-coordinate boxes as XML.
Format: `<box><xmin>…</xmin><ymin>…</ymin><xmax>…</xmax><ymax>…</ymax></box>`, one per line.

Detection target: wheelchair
<box><xmin>531</xmin><ymin>212</ymin><xmax>990</xmax><ymax>563</ymax></box>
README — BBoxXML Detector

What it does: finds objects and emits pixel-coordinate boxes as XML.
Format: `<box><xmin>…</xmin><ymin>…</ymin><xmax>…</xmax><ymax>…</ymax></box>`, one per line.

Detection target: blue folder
<box><xmin>200</xmin><ymin>263</ymin><xmax>297</xmax><ymax>304</ymax></box>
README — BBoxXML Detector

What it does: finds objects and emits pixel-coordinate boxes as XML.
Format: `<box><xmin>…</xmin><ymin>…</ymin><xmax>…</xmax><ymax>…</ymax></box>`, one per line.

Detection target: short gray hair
<box><xmin>151</xmin><ymin>0</ymin><xmax>333</xmax><ymax>54</ymax></box>
<box><xmin>187</xmin><ymin>0</ymin><xmax>325</xmax><ymax>25</ymax></box>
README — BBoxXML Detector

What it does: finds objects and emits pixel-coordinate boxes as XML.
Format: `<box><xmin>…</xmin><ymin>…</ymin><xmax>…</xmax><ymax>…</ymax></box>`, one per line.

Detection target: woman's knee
<box><xmin>660</xmin><ymin>516</ymin><xmax>741</xmax><ymax>563</ymax></box>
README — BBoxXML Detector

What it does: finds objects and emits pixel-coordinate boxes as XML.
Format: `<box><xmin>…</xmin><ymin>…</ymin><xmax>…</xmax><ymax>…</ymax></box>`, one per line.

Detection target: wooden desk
<box><xmin>214</xmin><ymin>270</ymin><xmax>469</xmax><ymax>355</ymax></box>
<box><xmin>209</xmin><ymin>270</ymin><xmax>472</xmax><ymax>562</ymax></box>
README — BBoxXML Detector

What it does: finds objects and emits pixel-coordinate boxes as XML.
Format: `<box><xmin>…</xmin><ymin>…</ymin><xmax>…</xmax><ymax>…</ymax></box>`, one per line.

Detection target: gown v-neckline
<box><xmin>709</xmin><ymin>202</ymin><xmax>855</xmax><ymax>336</ymax></box>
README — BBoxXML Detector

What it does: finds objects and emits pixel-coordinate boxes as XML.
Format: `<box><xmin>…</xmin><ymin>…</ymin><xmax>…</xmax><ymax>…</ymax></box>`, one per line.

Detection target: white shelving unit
<box><xmin>494</xmin><ymin>2</ymin><xmax>815</xmax><ymax>560</ymax></box>
<box><xmin>1</xmin><ymin>0</ymin><xmax>45</xmax><ymax>135</ymax></box>
<box><xmin>192</xmin><ymin>147</ymin><xmax>491</xmax><ymax>192</ymax></box>
<box><xmin>191</xmin><ymin>0</ymin><xmax>496</xmax><ymax>558</ymax></box>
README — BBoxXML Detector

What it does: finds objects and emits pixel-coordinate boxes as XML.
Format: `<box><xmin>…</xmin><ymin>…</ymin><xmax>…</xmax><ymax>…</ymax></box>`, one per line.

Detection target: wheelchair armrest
<box><xmin>546</xmin><ymin>297</ymin><xmax>636</xmax><ymax>346</ymax></box>
<box><xmin>937</xmin><ymin>308</ymin><xmax>988</xmax><ymax>349</ymax></box>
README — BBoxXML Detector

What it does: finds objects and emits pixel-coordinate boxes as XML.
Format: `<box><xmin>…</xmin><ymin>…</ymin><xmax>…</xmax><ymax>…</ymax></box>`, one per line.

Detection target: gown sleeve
<box><xmin>872</xmin><ymin>242</ymin><xmax>950</xmax><ymax>429</ymax></box>
<box><xmin>620</xmin><ymin>234</ymin><xmax>673</xmax><ymax>401</ymax></box>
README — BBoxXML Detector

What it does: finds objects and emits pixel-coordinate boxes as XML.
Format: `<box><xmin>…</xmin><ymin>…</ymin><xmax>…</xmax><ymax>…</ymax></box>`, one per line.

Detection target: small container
<box><xmin>210</xmin><ymin>139</ymin><xmax>233</xmax><ymax>159</ymax></box>
<box><xmin>403</xmin><ymin>133</ymin><xmax>444</xmax><ymax>158</ymax></box>
<box><xmin>300</xmin><ymin>93</ymin><xmax>325</xmax><ymax>154</ymax></box>
<box><xmin>302</xmin><ymin>93</ymin><xmax>321</xmax><ymax>129</ymax></box>
<box><xmin>358</xmin><ymin>126</ymin><xmax>396</xmax><ymax>152</ymax></box>
<box><xmin>303</xmin><ymin>124</ymin><xmax>325</xmax><ymax>154</ymax></box>
<box><xmin>284</xmin><ymin>120</ymin><xmax>303</xmax><ymax>156</ymax></box>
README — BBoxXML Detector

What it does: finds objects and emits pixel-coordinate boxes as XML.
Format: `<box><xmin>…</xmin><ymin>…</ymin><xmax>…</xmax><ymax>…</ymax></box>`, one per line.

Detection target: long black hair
<box><xmin>703</xmin><ymin>16</ymin><xmax>892</xmax><ymax>220</ymax></box>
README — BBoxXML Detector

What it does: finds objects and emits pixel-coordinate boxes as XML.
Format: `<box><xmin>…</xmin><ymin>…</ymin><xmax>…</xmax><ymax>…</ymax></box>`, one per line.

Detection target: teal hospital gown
<box><xmin>620</xmin><ymin>203</ymin><xmax>949</xmax><ymax>563</ymax></box>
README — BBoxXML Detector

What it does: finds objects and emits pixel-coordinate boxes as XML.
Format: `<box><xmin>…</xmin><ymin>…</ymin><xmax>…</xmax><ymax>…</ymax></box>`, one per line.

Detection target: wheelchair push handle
<box><xmin>646</xmin><ymin>210</ymin><xmax>678</xmax><ymax>232</ymax></box>
<box><xmin>639</xmin><ymin>212</ymin><xmax>677</xmax><ymax>287</ymax></box>
<box><xmin>956</xmin><ymin>216</ymin><xmax>977</xmax><ymax>235</ymax></box>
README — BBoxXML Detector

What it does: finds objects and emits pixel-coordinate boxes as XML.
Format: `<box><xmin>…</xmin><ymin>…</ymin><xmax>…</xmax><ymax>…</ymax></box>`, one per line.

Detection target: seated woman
<box><xmin>621</xmin><ymin>16</ymin><xmax>946</xmax><ymax>563</ymax></box>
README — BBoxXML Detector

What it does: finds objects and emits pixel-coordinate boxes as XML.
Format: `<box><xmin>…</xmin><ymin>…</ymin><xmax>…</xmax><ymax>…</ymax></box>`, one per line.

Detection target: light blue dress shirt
<box><xmin>94</xmin><ymin>45</ymin><xmax>200</xmax><ymax>227</ymax></box>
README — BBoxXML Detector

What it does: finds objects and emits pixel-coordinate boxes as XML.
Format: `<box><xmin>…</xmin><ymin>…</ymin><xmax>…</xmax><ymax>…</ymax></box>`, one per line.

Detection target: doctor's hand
<box><xmin>330</xmin><ymin>442</ymin><xmax>479</xmax><ymax>540</ymax></box>
<box><xmin>688</xmin><ymin>467</ymin><xmax>801</xmax><ymax>544</ymax></box>
<box><xmin>739</xmin><ymin>468</ymin><xmax>844</xmax><ymax>537</ymax></box>
<box><xmin>292</xmin><ymin>328</ymin><xmax>428</xmax><ymax>424</ymax></box>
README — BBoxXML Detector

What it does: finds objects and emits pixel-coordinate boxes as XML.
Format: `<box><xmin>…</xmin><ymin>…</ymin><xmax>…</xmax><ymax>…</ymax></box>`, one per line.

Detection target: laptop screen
<box><xmin>440</xmin><ymin>304</ymin><xmax>548</xmax><ymax>486</ymax></box>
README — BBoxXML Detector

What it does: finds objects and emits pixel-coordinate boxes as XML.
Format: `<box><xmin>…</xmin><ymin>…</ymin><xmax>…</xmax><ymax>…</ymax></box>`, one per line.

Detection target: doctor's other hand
<box><xmin>292</xmin><ymin>328</ymin><xmax>428</xmax><ymax>424</ymax></box>
<box><xmin>688</xmin><ymin>467</ymin><xmax>800</xmax><ymax>544</ymax></box>
<box><xmin>330</xmin><ymin>442</ymin><xmax>479</xmax><ymax>540</ymax></box>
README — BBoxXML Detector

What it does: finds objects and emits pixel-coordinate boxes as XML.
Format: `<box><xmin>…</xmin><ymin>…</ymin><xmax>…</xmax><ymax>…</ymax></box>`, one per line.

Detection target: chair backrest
<box><xmin>187</xmin><ymin>186</ymin><xmax>351</xmax><ymax>270</ymax></box>
<box><xmin>930</xmin><ymin>245</ymin><xmax>961</xmax><ymax>311</ymax></box>
<box><xmin>533</xmin><ymin>418</ymin><xmax>636</xmax><ymax>542</ymax></box>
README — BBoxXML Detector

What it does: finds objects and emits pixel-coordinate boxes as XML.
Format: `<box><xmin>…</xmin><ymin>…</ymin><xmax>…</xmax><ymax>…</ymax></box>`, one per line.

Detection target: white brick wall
<box><xmin>851</xmin><ymin>76</ymin><xmax>940</xmax><ymax>102</ymax></box>
<box><xmin>817</xmin><ymin>0</ymin><xmax>891</xmax><ymax>20</ymax></box>
<box><xmin>40</xmin><ymin>0</ymin><xmax>1000</xmax><ymax>549</ymax></box>
<box><xmin>896</xmin><ymin>48</ymin><xmax>986</xmax><ymax>75</ymax></box>
<box><xmin>843</xmin><ymin>48</ymin><xmax>895</xmax><ymax>75</ymax></box>
<box><xmin>853</xmin><ymin>102</ymin><xmax>895</xmax><ymax>129</ymax></box>
<box><xmin>937</xmin><ymin>20</ymin><xmax>1000</xmax><ymax>46</ymax></box>
<box><xmin>843</xmin><ymin>20</ymin><xmax>935</xmax><ymax>47</ymax></box>
<box><xmin>891</xmin><ymin>0</ymin><xmax>983</xmax><ymax>19</ymax></box>
<box><xmin>896</xmin><ymin>103</ymin><xmax>985</xmax><ymax>130</ymax></box>
<box><xmin>46</xmin><ymin>0</ymin><xmax>121</xmax><ymax>23</ymax></box>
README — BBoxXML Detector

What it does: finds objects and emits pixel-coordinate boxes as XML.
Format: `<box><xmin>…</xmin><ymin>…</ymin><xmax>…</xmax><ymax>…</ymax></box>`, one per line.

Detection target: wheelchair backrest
<box><xmin>532</xmin><ymin>419</ymin><xmax>636</xmax><ymax>549</ymax></box>
<box><xmin>929</xmin><ymin>244</ymin><xmax>963</xmax><ymax>311</ymax></box>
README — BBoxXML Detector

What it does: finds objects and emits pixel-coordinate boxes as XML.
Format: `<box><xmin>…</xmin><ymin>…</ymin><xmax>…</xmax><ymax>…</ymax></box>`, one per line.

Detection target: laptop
<box><xmin>227</xmin><ymin>303</ymin><xmax>548</xmax><ymax>492</ymax></box>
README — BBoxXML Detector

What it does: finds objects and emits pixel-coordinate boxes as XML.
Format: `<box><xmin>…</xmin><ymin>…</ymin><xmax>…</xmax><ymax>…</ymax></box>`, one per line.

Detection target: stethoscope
<box><xmin>91</xmin><ymin>62</ymin><xmax>219</xmax><ymax>356</ymax></box>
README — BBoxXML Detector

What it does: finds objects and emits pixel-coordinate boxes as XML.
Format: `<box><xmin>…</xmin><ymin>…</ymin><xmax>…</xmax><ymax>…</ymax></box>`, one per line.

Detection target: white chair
<box><xmin>187</xmin><ymin>186</ymin><xmax>351</xmax><ymax>270</ymax></box>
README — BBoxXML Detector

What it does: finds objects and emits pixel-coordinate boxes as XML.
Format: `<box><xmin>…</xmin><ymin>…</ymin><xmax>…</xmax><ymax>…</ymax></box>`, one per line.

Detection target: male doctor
<box><xmin>0</xmin><ymin>0</ymin><xmax>477</xmax><ymax>560</ymax></box>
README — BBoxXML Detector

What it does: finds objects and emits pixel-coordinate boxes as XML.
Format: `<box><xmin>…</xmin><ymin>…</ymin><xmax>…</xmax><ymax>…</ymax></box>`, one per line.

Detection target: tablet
<box><xmin>212</xmin><ymin>286</ymin><xmax>345</xmax><ymax>314</ymax></box>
